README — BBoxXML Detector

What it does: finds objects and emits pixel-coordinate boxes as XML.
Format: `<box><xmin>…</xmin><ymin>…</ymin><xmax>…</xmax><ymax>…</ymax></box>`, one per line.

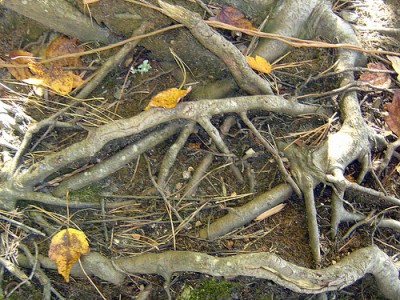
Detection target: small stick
<box><xmin>240</xmin><ymin>112</ymin><xmax>302</xmax><ymax>197</ymax></box>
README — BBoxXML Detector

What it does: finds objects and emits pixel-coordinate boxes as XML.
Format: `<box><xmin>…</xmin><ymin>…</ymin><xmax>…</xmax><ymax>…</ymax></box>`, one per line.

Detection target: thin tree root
<box><xmin>197</xmin><ymin>116</ymin><xmax>243</xmax><ymax>183</ymax></box>
<box><xmin>240</xmin><ymin>112</ymin><xmax>302</xmax><ymax>197</ymax></box>
<box><xmin>0</xmin><ymin>257</ymin><xmax>30</xmax><ymax>287</ymax></box>
<box><xmin>183</xmin><ymin>152</ymin><xmax>214</xmax><ymax>197</ymax></box>
<box><xmin>157</xmin><ymin>121</ymin><xmax>196</xmax><ymax>190</ymax></box>
<box><xmin>183</xmin><ymin>116</ymin><xmax>243</xmax><ymax>197</ymax></box>
<box><xmin>75</xmin><ymin>23</ymin><xmax>147</xmax><ymax>99</ymax></box>
<box><xmin>52</xmin><ymin>122</ymin><xmax>181</xmax><ymax>197</ymax></box>
<box><xmin>18</xmin><ymin>243</ymin><xmax>58</xmax><ymax>300</ymax></box>
<box><xmin>376</xmin><ymin>137</ymin><xmax>400</xmax><ymax>176</ymax></box>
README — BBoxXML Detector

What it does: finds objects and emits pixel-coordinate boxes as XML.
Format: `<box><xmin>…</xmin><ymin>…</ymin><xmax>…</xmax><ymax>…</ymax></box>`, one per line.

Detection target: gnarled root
<box><xmin>17</xmin><ymin>246</ymin><xmax>400</xmax><ymax>300</ymax></box>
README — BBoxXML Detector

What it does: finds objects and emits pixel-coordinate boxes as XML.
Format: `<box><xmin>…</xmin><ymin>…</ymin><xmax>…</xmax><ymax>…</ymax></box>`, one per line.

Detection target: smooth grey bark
<box><xmin>11</xmin><ymin>95</ymin><xmax>323</xmax><ymax>192</ymax></box>
<box><xmin>52</xmin><ymin>123</ymin><xmax>181</xmax><ymax>197</ymax></box>
<box><xmin>17</xmin><ymin>246</ymin><xmax>400</xmax><ymax>299</ymax></box>
<box><xmin>253</xmin><ymin>0</ymin><xmax>320</xmax><ymax>61</ymax></box>
<box><xmin>199</xmin><ymin>183</ymin><xmax>293</xmax><ymax>239</ymax></box>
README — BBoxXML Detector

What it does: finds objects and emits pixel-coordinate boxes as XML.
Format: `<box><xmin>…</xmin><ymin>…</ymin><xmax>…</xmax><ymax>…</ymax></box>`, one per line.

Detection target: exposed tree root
<box><xmin>157</xmin><ymin>121</ymin><xmax>196</xmax><ymax>190</ymax></box>
<box><xmin>0</xmin><ymin>0</ymin><xmax>399</xmax><ymax>298</ymax></box>
<box><xmin>158</xmin><ymin>0</ymin><xmax>273</xmax><ymax>95</ymax></box>
<box><xmin>1</xmin><ymin>0</ymin><xmax>119</xmax><ymax>44</ymax></box>
<box><xmin>199</xmin><ymin>183</ymin><xmax>293</xmax><ymax>240</ymax></box>
<box><xmin>16</xmin><ymin>246</ymin><xmax>400</xmax><ymax>300</ymax></box>
<box><xmin>0</xmin><ymin>94</ymin><xmax>321</xmax><ymax>209</ymax></box>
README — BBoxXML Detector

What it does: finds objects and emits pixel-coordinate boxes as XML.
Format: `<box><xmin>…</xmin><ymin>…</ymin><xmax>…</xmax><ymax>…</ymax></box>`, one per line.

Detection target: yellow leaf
<box><xmin>246</xmin><ymin>55</ymin><xmax>271</xmax><ymax>74</ymax></box>
<box><xmin>44</xmin><ymin>69</ymin><xmax>83</xmax><ymax>95</ymax></box>
<box><xmin>145</xmin><ymin>86</ymin><xmax>191</xmax><ymax>110</ymax></box>
<box><xmin>48</xmin><ymin>228</ymin><xmax>89</xmax><ymax>282</ymax></box>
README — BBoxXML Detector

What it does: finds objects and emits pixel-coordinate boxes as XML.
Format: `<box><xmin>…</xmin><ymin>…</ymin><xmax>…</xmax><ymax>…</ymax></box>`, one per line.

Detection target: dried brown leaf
<box><xmin>46</xmin><ymin>35</ymin><xmax>84</xmax><ymax>68</ymax></box>
<box><xmin>7</xmin><ymin>37</ymin><xmax>85</xmax><ymax>95</ymax></box>
<box><xmin>384</xmin><ymin>90</ymin><xmax>400</xmax><ymax>136</ymax></box>
<box><xmin>209</xmin><ymin>6</ymin><xmax>256</xmax><ymax>30</ymax></box>
<box><xmin>359</xmin><ymin>62</ymin><xmax>391</xmax><ymax>88</ymax></box>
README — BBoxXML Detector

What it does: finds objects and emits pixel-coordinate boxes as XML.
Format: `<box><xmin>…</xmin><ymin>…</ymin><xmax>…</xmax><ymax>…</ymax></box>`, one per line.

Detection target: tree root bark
<box><xmin>158</xmin><ymin>0</ymin><xmax>273</xmax><ymax>95</ymax></box>
<box><xmin>1</xmin><ymin>0</ymin><xmax>119</xmax><ymax>44</ymax></box>
<box><xmin>1</xmin><ymin>0</ymin><xmax>399</xmax><ymax>298</ymax></box>
<box><xmin>0</xmin><ymin>94</ymin><xmax>322</xmax><ymax>210</ymax></box>
<box><xmin>17</xmin><ymin>245</ymin><xmax>400</xmax><ymax>300</ymax></box>
<box><xmin>199</xmin><ymin>183</ymin><xmax>293</xmax><ymax>240</ymax></box>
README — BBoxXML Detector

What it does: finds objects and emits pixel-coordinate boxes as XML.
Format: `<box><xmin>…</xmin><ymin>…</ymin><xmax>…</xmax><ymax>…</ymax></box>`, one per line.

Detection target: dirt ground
<box><xmin>0</xmin><ymin>0</ymin><xmax>399</xmax><ymax>299</ymax></box>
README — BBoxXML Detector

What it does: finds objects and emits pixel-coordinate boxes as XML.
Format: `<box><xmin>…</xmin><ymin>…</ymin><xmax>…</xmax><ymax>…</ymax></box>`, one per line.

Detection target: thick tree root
<box><xmin>158</xmin><ymin>0</ymin><xmax>273</xmax><ymax>95</ymax></box>
<box><xmin>247</xmin><ymin>0</ymin><xmax>395</xmax><ymax>265</ymax></box>
<box><xmin>17</xmin><ymin>246</ymin><xmax>400</xmax><ymax>299</ymax></box>
<box><xmin>1</xmin><ymin>0</ymin><xmax>119</xmax><ymax>44</ymax></box>
<box><xmin>0</xmin><ymin>94</ymin><xmax>321</xmax><ymax>210</ymax></box>
<box><xmin>1</xmin><ymin>1</ymin><xmax>399</xmax><ymax>298</ymax></box>
<box><xmin>199</xmin><ymin>183</ymin><xmax>292</xmax><ymax>240</ymax></box>
<box><xmin>253</xmin><ymin>0</ymin><xmax>319</xmax><ymax>61</ymax></box>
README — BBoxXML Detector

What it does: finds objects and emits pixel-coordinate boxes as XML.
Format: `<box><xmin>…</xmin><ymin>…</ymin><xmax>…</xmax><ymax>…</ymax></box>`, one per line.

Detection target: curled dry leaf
<box><xmin>209</xmin><ymin>6</ymin><xmax>256</xmax><ymax>30</ymax></box>
<box><xmin>144</xmin><ymin>86</ymin><xmax>192</xmax><ymax>110</ymax></box>
<box><xmin>48</xmin><ymin>228</ymin><xmax>89</xmax><ymax>282</ymax></box>
<box><xmin>359</xmin><ymin>62</ymin><xmax>391</xmax><ymax>88</ymax></box>
<box><xmin>384</xmin><ymin>90</ymin><xmax>400</xmax><ymax>136</ymax></box>
<box><xmin>246</xmin><ymin>55</ymin><xmax>272</xmax><ymax>74</ymax></box>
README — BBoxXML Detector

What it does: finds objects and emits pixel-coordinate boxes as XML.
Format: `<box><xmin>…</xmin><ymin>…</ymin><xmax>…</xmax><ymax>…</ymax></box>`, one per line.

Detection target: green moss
<box><xmin>68</xmin><ymin>184</ymin><xmax>103</xmax><ymax>202</ymax></box>
<box><xmin>178</xmin><ymin>278</ymin><xmax>240</xmax><ymax>300</ymax></box>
